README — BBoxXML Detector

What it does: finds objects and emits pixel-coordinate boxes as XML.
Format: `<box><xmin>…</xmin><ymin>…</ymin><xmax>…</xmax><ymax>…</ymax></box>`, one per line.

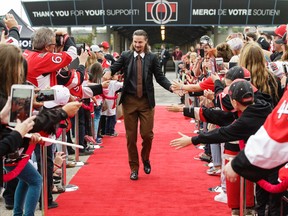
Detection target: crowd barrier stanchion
<box><xmin>60</xmin><ymin>122</ymin><xmax>79</xmax><ymax>192</ymax></box>
<box><xmin>73</xmin><ymin>112</ymin><xmax>85</xmax><ymax>167</ymax></box>
<box><xmin>60</xmin><ymin>123</ymin><xmax>67</xmax><ymax>187</ymax></box>
<box><xmin>239</xmin><ymin>176</ymin><xmax>246</xmax><ymax>216</ymax></box>
<box><xmin>281</xmin><ymin>195</ymin><xmax>288</xmax><ymax>216</ymax></box>
<box><xmin>74</xmin><ymin>113</ymin><xmax>80</xmax><ymax>162</ymax></box>
<box><xmin>40</xmin><ymin>145</ymin><xmax>48</xmax><ymax>215</ymax></box>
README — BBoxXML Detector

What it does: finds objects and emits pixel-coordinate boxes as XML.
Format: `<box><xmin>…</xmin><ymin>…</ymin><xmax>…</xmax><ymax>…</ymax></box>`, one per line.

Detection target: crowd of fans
<box><xmin>167</xmin><ymin>25</ymin><xmax>288</xmax><ymax>216</ymax></box>
<box><xmin>0</xmin><ymin>13</ymin><xmax>119</xmax><ymax>215</ymax></box>
<box><xmin>1</xmin><ymin>11</ymin><xmax>288</xmax><ymax>216</ymax></box>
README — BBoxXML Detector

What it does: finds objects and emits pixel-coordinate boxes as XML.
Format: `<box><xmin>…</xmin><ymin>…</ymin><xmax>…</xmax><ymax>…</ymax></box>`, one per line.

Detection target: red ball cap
<box><xmin>101</xmin><ymin>41</ymin><xmax>110</xmax><ymax>49</ymax></box>
<box><xmin>274</xmin><ymin>24</ymin><xmax>287</xmax><ymax>38</ymax></box>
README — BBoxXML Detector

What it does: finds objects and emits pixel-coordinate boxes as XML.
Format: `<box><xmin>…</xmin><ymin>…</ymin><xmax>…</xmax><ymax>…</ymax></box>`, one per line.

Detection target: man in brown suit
<box><xmin>103</xmin><ymin>29</ymin><xmax>173</xmax><ymax>180</ymax></box>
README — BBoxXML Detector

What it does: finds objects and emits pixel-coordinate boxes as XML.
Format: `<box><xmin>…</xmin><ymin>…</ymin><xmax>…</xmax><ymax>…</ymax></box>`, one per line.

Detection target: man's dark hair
<box><xmin>130</xmin><ymin>29</ymin><xmax>150</xmax><ymax>53</ymax></box>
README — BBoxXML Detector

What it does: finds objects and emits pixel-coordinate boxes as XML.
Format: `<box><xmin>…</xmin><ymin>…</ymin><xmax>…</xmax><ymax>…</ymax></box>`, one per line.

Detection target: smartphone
<box><xmin>196</xmin><ymin>49</ymin><xmax>204</xmax><ymax>58</ymax></box>
<box><xmin>283</xmin><ymin>63</ymin><xmax>288</xmax><ymax>74</ymax></box>
<box><xmin>83</xmin><ymin>42</ymin><xmax>91</xmax><ymax>56</ymax></box>
<box><xmin>229</xmin><ymin>62</ymin><xmax>238</xmax><ymax>69</ymax></box>
<box><xmin>215</xmin><ymin>57</ymin><xmax>225</xmax><ymax>73</ymax></box>
<box><xmin>35</xmin><ymin>89</ymin><xmax>55</xmax><ymax>102</ymax></box>
<box><xmin>0</xmin><ymin>21</ymin><xmax>8</xmax><ymax>35</ymax></box>
<box><xmin>8</xmin><ymin>84</ymin><xmax>34</xmax><ymax>127</ymax></box>
<box><xmin>209</xmin><ymin>58</ymin><xmax>217</xmax><ymax>75</ymax></box>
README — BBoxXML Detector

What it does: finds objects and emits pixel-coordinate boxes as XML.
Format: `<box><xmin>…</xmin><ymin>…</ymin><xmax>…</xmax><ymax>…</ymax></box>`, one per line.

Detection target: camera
<box><xmin>76</xmin><ymin>43</ymin><xmax>91</xmax><ymax>56</ymax></box>
<box><xmin>0</xmin><ymin>20</ymin><xmax>8</xmax><ymax>36</ymax></box>
<box><xmin>55</xmin><ymin>35</ymin><xmax>64</xmax><ymax>46</ymax></box>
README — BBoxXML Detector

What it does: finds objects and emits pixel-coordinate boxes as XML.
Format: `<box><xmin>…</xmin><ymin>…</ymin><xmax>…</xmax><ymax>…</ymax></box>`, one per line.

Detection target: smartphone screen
<box><xmin>9</xmin><ymin>85</ymin><xmax>34</xmax><ymax>126</ymax></box>
<box><xmin>216</xmin><ymin>57</ymin><xmax>224</xmax><ymax>73</ymax></box>
<box><xmin>35</xmin><ymin>89</ymin><xmax>55</xmax><ymax>102</ymax></box>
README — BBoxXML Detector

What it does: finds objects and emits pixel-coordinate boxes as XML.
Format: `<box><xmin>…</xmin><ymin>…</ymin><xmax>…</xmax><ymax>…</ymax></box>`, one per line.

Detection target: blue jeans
<box><xmin>5</xmin><ymin>162</ymin><xmax>42</xmax><ymax>216</ymax></box>
<box><xmin>105</xmin><ymin>115</ymin><xmax>116</xmax><ymax>135</ymax></box>
<box><xmin>94</xmin><ymin>105</ymin><xmax>102</xmax><ymax>139</ymax></box>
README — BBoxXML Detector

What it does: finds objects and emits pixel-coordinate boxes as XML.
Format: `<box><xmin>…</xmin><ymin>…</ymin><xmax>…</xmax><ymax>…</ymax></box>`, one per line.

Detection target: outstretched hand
<box><xmin>170</xmin><ymin>132</ymin><xmax>192</xmax><ymax>149</ymax></box>
<box><xmin>170</xmin><ymin>80</ymin><xmax>187</xmax><ymax>96</ymax></box>
<box><xmin>62</xmin><ymin>101</ymin><xmax>82</xmax><ymax>117</ymax></box>
<box><xmin>171</xmin><ymin>80</ymin><xmax>183</xmax><ymax>91</ymax></box>
<box><xmin>223</xmin><ymin>160</ymin><xmax>239</xmax><ymax>183</ymax></box>
<box><xmin>166</xmin><ymin>104</ymin><xmax>184</xmax><ymax>112</ymax></box>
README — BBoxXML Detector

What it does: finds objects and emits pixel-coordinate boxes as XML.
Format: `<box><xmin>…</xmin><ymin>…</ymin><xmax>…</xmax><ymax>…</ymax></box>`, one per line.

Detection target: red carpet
<box><xmin>49</xmin><ymin>106</ymin><xmax>230</xmax><ymax>216</ymax></box>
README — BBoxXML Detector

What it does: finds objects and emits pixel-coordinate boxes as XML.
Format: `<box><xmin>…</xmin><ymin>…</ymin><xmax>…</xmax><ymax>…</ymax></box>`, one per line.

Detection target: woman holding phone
<box><xmin>0</xmin><ymin>43</ymin><xmax>43</xmax><ymax>216</ymax></box>
<box><xmin>0</xmin><ymin>43</ymin><xmax>82</xmax><ymax>215</ymax></box>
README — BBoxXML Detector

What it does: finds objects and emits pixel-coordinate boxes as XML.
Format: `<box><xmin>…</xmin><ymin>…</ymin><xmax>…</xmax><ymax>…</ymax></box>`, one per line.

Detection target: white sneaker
<box><xmin>208</xmin><ymin>162</ymin><xmax>214</xmax><ymax>168</ymax></box>
<box><xmin>207</xmin><ymin>167</ymin><xmax>221</xmax><ymax>175</ymax></box>
<box><xmin>208</xmin><ymin>186</ymin><xmax>223</xmax><ymax>193</ymax></box>
<box><xmin>214</xmin><ymin>191</ymin><xmax>227</xmax><ymax>203</ymax></box>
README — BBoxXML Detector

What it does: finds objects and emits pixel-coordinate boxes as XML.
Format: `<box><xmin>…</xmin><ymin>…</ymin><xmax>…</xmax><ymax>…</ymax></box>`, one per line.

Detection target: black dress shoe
<box><xmin>39</xmin><ymin>201</ymin><xmax>58</xmax><ymax>210</ymax></box>
<box><xmin>143</xmin><ymin>160</ymin><xmax>151</xmax><ymax>174</ymax></box>
<box><xmin>130</xmin><ymin>171</ymin><xmax>138</xmax><ymax>180</ymax></box>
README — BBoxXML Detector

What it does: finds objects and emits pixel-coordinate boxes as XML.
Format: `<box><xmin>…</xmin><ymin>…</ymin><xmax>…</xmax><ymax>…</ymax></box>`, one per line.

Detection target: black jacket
<box><xmin>0</xmin><ymin>107</ymin><xmax>68</xmax><ymax>187</ymax></box>
<box><xmin>190</xmin><ymin>99</ymin><xmax>272</xmax><ymax>145</ymax></box>
<box><xmin>109</xmin><ymin>50</ymin><xmax>172</xmax><ymax>108</ymax></box>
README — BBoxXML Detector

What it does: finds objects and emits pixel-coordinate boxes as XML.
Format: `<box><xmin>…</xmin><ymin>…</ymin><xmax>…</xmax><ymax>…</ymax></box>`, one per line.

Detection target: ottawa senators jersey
<box><xmin>23</xmin><ymin>49</ymin><xmax>72</xmax><ymax>88</ymax></box>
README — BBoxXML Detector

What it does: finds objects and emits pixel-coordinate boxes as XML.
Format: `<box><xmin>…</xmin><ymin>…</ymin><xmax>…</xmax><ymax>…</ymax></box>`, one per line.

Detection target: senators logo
<box><xmin>145</xmin><ymin>0</ymin><xmax>178</xmax><ymax>24</ymax></box>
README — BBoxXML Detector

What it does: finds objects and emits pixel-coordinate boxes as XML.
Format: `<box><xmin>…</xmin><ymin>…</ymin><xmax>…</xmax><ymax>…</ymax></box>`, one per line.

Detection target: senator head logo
<box><xmin>145</xmin><ymin>0</ymin><xmax>178</xmax><ymax>24</ymax></box>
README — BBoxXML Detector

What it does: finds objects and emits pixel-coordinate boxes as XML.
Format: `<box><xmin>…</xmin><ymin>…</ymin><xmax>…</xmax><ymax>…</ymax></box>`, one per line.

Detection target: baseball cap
<box><xmin>44</xmin><ymin>85</ymin><xmax>70</xmax><ymax>108</ymax></box>
<box><xmin>227</xmin><ymin>38</ymin><xmax>243</xmax><ymax>51</ymax></box>
<box><xmin>100</xmin><ymin>41</ymin><xmax>109</xmax><ymax>49</ymax></box>
<box><xmin>90</xmin><ymin>45</ymin><xmax>101</xmax><ymax>53</ymax></box>
<box><xmin>275</xmin><ymin>32</ymin><xmax>287</xmax><ymax>45</ymax></box>
<box><xmin>257</xmin><ymin>37</ymin><xmax>270</xmax><ymax>50</ymax></box>
<box><xmin>225</xmin><ymin>66</ymin><xmax>251</xmax><ymax>81</ymax></box>
<box><xmin>224</xmin><ymin>79</ymin><xmax>254</xmax><ymax>105</ymax></box>
<box><xmin>273</xmin><ymin>24</ymin><xmax>286</xmax><ymax>38</ymax></box>
<box><xmin>200</xmin><ymin>35</ymin><xmax>214</xmax><ymax>48</ymax></box>
<box><xmin>113</xmin><ymin>52</ymin><xmax>119</xmax><ymax>58</ymax></box>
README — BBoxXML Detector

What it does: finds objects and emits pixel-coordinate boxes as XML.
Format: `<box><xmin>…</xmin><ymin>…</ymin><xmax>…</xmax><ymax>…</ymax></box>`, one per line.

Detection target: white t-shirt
<box><xmin>101</xmin><ymin>80</ymin><xmax>123</xmax><ymax>116</ymax></box>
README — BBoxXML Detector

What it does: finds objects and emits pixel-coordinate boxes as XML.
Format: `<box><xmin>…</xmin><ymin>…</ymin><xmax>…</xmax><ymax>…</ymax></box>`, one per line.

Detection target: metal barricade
<box><xmin>40</xmin><ymin>145</ymin><xmax>48</xmax><ymax>215</ymax></box>
<box><xmin>239</xmin><ymin>176</ymin><xmax>247</xmax><ymax>216</ymax></box>
<box><xmin>74</xmin><ymin>113</ymin><xmax>80</xmax><ymax>162</ymax></box>
<box><xmin>59</xmin><ymin>123</ymin><xmax>67</xmax><ymax>188</ymax></box>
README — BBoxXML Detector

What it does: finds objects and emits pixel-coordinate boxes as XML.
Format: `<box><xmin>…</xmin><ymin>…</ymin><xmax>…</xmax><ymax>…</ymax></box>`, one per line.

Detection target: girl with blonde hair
<box><xmin>239</xmin><ymin>42</ymin><xmax>279</xmax><ymax>106</ymax></box>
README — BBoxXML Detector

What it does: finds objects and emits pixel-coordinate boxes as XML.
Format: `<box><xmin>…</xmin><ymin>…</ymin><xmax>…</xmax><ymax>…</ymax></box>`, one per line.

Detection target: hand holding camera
<box><xmin>3</xmin><ymin>13</ymin><xmax>18</xmax><ymax>29</ymax></box>
<box><xmin>78</xmin><ymin>46</ymin><xmax>90</xmax><ymax>65</ymax></box>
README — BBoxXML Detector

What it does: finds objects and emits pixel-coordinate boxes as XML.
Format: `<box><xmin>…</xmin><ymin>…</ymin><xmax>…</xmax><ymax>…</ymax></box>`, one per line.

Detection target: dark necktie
<box><xmin>137</xmin><ymin>55</ymin><xmax>143</xmax><ymax>98</ymax></box>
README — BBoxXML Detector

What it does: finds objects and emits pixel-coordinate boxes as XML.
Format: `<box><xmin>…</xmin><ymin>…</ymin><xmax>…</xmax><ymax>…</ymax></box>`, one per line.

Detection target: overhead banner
<box><xmin>22</xmin><ymin>0</ymin><xmax>288</xmax><ymax>26</ymax></box>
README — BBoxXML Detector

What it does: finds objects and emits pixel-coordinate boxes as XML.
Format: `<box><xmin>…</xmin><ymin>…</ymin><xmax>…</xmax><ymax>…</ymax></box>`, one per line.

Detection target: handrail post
<box><xmin>40</xmin><ymin>145</ymin><xmax>48</xmax><ymax>215</ymax></box>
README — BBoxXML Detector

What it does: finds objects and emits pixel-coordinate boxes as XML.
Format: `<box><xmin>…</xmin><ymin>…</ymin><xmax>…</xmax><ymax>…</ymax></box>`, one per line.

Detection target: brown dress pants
<box><xmin>122</xmin><ymin>95</ymin><xmax>155</xmax><ymax>172</ymax></box>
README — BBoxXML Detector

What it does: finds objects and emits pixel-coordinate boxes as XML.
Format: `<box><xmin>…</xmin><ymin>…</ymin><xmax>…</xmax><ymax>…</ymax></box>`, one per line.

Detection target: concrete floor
<box><xmin>0</xmin><ymin>71</ymin><xmax>180</xmax><ymax>216</ymax></box>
